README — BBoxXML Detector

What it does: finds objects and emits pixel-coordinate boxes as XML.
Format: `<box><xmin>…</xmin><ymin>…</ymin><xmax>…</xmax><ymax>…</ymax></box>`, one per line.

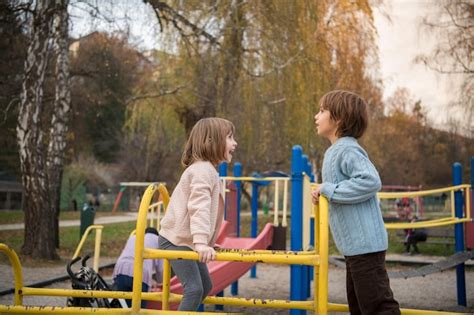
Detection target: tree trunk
<box><xmin>49</xmin><ymin>0</ymin><xmax>70</xmax><ymax>249</ymax></box>
<box><xmin>17</xmin><ymin>0</ymin><xmax>70</xmax><ymax>260</ymax></box>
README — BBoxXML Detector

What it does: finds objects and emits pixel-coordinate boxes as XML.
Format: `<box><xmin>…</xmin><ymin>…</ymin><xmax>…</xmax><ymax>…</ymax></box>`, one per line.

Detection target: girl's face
<box><xmin>224</xmin><ymin>132</ymin><xmax>238</xmax><ymax>163</ymax></box>
<box><xmin>314</xmin><ymin>107</ymin><xmax>339</xmax><ymax>143</ymax></box>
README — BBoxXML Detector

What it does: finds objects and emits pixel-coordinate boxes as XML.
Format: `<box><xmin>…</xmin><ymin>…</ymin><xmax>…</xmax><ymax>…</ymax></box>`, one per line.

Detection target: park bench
<box><xmin>396</xmin><ymin>226</ymin><xmax>455</xmax><ymax>246</ymax></box>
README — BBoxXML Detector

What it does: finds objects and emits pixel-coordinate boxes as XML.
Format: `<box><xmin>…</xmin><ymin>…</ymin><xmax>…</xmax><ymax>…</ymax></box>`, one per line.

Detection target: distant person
<box><xmin>404</xmin><ymin>216</ymin><xmax>428</xmax><ymax>255</ymax></box>
<box><xmin>112</xmin><ymin>227</ymin><xmax>162</xmax><ymax>308</ymax></box>
<box><xmin>135</xmin><ymin>194</ymin><xmax>141</xmax><ymax>212</ymax></box>
<box><xmin>159</xmin><ymin>117</ymin><xmax>237</xmax><ymax>311</ymax></box>
<box><xmin>311</xmin><ymin>90</ymin><xmax>400</xmax><ymax>314</ymax></box>
<box><xmin>441</xmin><ymin>192</ymin><xmax>449</xmax><ymax>211</ymax></box>
<box><xmin>396</xmin><ymin>197</ymin><xmax>413</xmax><ymax>221</ymax></box>
<box><xmin>94</xmin><ymin>195</ymin><xmax>101</xmax><ymax>209</ymax></box>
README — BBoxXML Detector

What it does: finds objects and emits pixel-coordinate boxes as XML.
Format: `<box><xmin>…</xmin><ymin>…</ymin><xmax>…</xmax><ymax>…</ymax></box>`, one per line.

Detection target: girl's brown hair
<box><xmin>319</xmin><ymin>90</ymin><xmax>368</xmax><ymax>139</ymax></box>
<box><xmin>181</xmin><ymin>117</ymin><xmax>235</xmax><ymax>168</ymax></box>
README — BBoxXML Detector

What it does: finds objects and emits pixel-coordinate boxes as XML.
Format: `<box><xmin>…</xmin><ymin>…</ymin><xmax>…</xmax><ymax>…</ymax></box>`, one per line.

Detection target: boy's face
<box><xmin>314</xmin><ymin>107</ymin><xmax>338</xmax><ymax>141</ymax></box>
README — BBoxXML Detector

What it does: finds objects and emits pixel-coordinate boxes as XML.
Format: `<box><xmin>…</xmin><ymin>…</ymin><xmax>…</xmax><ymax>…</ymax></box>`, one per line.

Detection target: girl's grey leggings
<box><xmin>158</xmin><ymin>236</ymin><xmax>213</xmax><ymax>311</ymax></box>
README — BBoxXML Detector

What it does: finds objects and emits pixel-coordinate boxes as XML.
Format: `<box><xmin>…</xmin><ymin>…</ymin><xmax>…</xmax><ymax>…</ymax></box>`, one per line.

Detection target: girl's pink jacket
<box><xmin>159</xmin><ymin>161</ymin><xmax>225</xmax><ymax>249</ymax></box>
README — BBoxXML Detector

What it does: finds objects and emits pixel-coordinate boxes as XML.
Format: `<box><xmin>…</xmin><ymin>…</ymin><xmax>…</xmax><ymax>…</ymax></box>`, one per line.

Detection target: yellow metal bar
<box><xmin>451</xmin><ymin>190</ymin><xmax>455</xmax><ymax>218</ymax></box>
<box><xmin>303</xmin><ymin>176</ymin><xmax>312</xmax><ymax>250</ymax></box>
<box><xmin>0</xmin><ymin>305</ymin><xmax>239</xmax><ymax>315</ymax></box>
<box><xmin>203</xmin><ymin>295</ymin><xmax>314</xmax><ymax>310</ymax></box>
<box><xmin>327</xmin><ymin>303</ymin><xmax>467</xmax><ymax>315</ymax></box>
<box><xmin>147</xmin><ymin>201</ymin><xmax>163</xmax><ymax>229</ymax></box>
<box><xmin>217</xmin><ymin>248</ymin><xmax>315</xmax><ymax>255</ymax></box>
<box><xmin>143</xmin><ymin>248</ymin><xmax>319</xmax><ymax>266</ymax></box>
<box><xmin>93</xmin><ymin>227</ymin><xmax>102</xmax><ymax>272</ymax></box>
<box><xmin>72</xmin><ymin>225</ymin><xmax>104</xmax><ymax>260</ymax></box>
<box><xmin>158</xmin><ymin>183</ymin><xmax>170</xmax><ymax>210</ymax></box>
<box><xmin>162</xmin><ymin>259</ymin><xmax>171</xmax><ymax>310</ymax></box>
<box><xmin>21</xmin><ymin>287</ymin><xmax>160</xmax><ymax>300</ymax></box>
<box><xmin>274</xmin><ymin>180</ymin><xmax>279</xmax><ymax>226</ymax></box>
<box><xmin>317</xmin><ymin>196</ymin><xmax>329</xmax><ymax>315</ymax></box>
<box><xmin>405</xmin><ymin>217</ymin><xmax>454</xmax><ymax>223</ymax></box>
<box><xmin>157</xmin><ymin>202</ymin><xmax>163</xmax><ymax>230</ymax></box>
<box><xmin>385</xmin><ymin>218</ymin><xmax>472</xmax><ymax>230</ymax></box>
<box><xmin>377</xmin><ymin>184</ymin><xmax>470</xmax><ymax>199</ymax></box>
<box><xmin>0</xmin><ymin>243</ymin><xmax>23</xmax><ymax>305</ymax></box>
<box><xmin>313</xmin><ymin>204</ymin><xmax>320</xmax><ymax>315</ymax></box>
<box><xmin>147</xmin><ymin>202</ymin><xmax>157</xmax><ymax>228</ymax></box>
<box><xmin>132</xmin><ymin>184</ymin><xmax>158</xmax><ymax>314</ymax></box>
<box><xmin>465</xmin><ymin>188</ymin><xmax>471</xmax><ymax>220</ymax></box>
<box><xmin>221</xmin><ymin>176</ymin><xmax>290</xmax><ymax>182</ymax></box>
<box><xmin>163</xmin><ymin>292</ymin><xmax>314</xmax><ymax>310</ymax></box>
<box><xmin>283</xmin><ymin>180</ymin><xmax>288</xmax><ymax>227</ymax></box>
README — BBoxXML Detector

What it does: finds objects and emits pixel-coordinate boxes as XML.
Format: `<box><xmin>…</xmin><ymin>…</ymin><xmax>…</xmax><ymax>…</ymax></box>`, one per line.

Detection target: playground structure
<box><xmin>111</xmin><ymin>182</ymin><xmax>166</xmax><ymax>214</ymax></box>
<box><xmin>0</xmin><ymin>148</ymin><xmax>473</xmax><ymax>315</ymax></box>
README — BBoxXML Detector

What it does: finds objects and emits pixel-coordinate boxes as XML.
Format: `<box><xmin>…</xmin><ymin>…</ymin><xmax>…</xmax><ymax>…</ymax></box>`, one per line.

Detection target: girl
<box><xmin>312</xmin><ymin>90</ymin><xmax>400</xmax><ymax>315</ymax></box>
<box><xmin>158</xmin><ymin>117</ymin><xmax>237</xmax><ymax>311</ymax></box>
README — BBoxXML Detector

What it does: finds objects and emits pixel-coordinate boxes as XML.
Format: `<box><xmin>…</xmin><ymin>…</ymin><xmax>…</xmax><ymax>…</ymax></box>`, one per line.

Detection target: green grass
<box><xmin>0</xmin><ymin>221</ymin><xmax>136</xmax><ymax>266</ymax></box>
<box><xmin>0</xmin><ymin>211</ymin><xmax>25</xmax><ymax>224</ymax></box>
<box><xmin>386</xmin><ymin>230</ymin><xmax>454</xmax><ymax>256</ymax></box>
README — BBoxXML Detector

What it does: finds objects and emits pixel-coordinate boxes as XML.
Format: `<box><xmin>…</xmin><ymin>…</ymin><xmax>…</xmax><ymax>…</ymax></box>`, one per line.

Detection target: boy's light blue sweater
<box><xmin>320</xmin><ymin>137</ymin><xmax>388</xmax><ymax>256</ymax></box>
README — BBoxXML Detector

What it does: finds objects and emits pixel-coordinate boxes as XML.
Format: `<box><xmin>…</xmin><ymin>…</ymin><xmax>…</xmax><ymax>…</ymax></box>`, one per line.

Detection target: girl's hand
<box><xmin>194</xmin><ymin>243</ymin><xmax>216</xmax><ymax>263</ymax></box>
<box><xmin>312</xmin><ymin>187</ymin><xmax>321</xmax><ymax>205</ymax></box>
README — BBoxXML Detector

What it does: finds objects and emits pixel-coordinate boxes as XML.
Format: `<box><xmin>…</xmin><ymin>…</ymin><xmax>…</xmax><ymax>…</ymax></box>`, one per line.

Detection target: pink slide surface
<box><xmin>148</xmin><ymin>221</ymin><xmax>274</xmax><ymax>310</ymax></box>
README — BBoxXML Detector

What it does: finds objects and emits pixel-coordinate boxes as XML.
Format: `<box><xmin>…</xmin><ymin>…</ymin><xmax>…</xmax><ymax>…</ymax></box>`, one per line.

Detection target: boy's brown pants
<box><xmin>345</xmin><ymin>251</ymin><xmax>401</xmax><ymax>315</ymax></box>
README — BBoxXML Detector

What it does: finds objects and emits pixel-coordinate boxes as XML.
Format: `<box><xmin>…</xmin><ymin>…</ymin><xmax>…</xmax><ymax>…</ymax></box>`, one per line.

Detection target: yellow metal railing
<box><xmin>147</xmin><ymin>201</ymin><xmax>163</xmax><ymax>230</ymax></box>
<box><xmin>378</xmin><ymin>184</ymin><xmax>471</xmax><ymax>221</ymax></box>
<box><xmin>132</xmin><ymin>183</ymin><xmax>325</xmax><ymax>314</ymax></box>
<box><xmin>0</xmin><ymin>182</ymin><xmax>471</xmax><ymax>315</ymax></box>
<box><xmin>379</xmin><ymin>184</ymin><xmax>471</xmax><ymax>229</ymax></box>
<box><xmin>0</xmin><ymin>243</ymin><xmax>23</xmax><ymax>306</ymax></box>
<box><xmin>310</xmin><ymin>183</ymin><xmax>472</xmax><ymax>230</ymax></box>
<box><xmin>72</xmin><ymin>224</ymin><xmax>103</xmax><ymax>272</ymax></box>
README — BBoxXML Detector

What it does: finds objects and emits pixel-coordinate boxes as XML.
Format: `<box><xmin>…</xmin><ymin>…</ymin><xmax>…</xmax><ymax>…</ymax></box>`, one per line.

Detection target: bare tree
<box><xmin>17</xmin><ymin>0</ymin><xmax>70</xmax><ymax>259</ymax></box>
<box><xmin>416</xmin><ymin>0</ymin><xmax>473</xmax><ymax>136</ymax></box>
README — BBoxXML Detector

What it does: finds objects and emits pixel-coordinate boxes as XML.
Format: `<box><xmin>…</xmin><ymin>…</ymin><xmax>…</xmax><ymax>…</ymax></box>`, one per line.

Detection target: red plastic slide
<box><xmin>148</xmin><ymin>221</ymin><xmax>274</xmax><ymax>310</ymax></box>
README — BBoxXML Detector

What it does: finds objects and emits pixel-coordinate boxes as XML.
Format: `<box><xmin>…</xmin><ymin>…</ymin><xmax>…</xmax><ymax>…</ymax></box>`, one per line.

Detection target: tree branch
<box><xmin>126</xmin><ymin>85</ymin><xmax>186</xmax><ymax>104</ymax></box>
<box><xmin>145</xmin><ymin>0</ymin><xmax>220</xmax><ymax>46</ymax></box>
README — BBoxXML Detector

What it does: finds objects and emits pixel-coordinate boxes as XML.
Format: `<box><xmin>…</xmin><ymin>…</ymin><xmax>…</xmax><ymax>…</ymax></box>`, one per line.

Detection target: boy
<box><xmin>312</xmin><ymin>90</ymin><xmax>400</xmax><ymax>315</ymax></box>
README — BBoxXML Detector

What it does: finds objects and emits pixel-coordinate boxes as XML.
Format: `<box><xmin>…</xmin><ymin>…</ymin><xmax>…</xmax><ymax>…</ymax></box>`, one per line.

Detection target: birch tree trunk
<box><xmin>48</xmin><ymin>0</ymin><xmax>70</xmax><ymax>249</ymax></box>
<box><xmin>17</xmin><ymin>0</ymin><xmax>70</xmax><ymax>259</ymax></box>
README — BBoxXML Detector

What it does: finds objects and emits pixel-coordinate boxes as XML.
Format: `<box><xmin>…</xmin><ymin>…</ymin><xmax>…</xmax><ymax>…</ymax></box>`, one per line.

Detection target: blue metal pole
<box><xmin>215</xmin><ymin>291</ymin><xmax>224</xmax><ymax>311</ymax></box>
<box><xmin>453</xmin><ymin>162</ymin><xmax>466</xmax><ymax>306</ymax></box>
<box><xmin>251</xmin><ymin>182</ymin><xmax>259</xmax><ymax>278</ymax></box>
<box><xmin>231</xmin><ymin>162</ymin><xmax>242</xmax><ymax>295</ymax></box>
<box><xmin>290</xmin><ymin>145</ymin><xmax>305</xmax><ymax>315</ymax></box>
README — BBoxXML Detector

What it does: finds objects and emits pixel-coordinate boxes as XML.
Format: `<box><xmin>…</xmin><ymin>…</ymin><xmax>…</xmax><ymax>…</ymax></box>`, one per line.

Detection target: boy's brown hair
<box><xmin>319</xmin><ymin>90</ymin><xmax>368</xmax><ymax>139</ymax></box>
<box><xmin>182</xmin><ymin>117</ymin><xmax>235</xmax><ymax>168</ymax></box>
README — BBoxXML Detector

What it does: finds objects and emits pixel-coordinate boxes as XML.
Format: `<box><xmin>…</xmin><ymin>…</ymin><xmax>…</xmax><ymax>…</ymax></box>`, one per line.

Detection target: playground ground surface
<box><xmin>0</xmin><ymin>257</ymin><xmax>473</xmax><ymax>314</ymax></box>
<box><xmin>1</xmin><ymin>212</ymin><xmax>473</xmax><ymax>314</ymax></box>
